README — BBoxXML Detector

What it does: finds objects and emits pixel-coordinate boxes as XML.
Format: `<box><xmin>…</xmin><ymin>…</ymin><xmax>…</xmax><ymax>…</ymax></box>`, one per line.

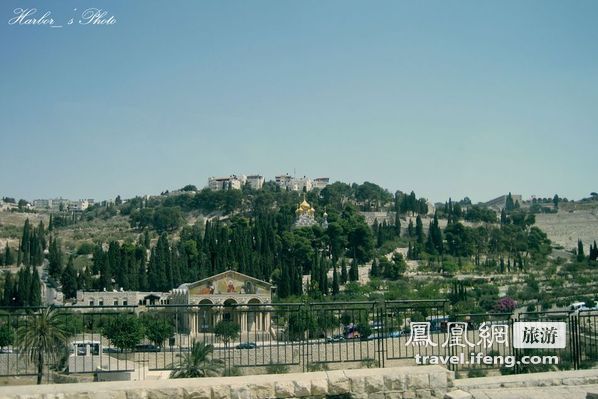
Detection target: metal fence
<box><xmin>0</xmin><ymin>301</ymin><xmax>596</xmax><ymax>379</ymax></box>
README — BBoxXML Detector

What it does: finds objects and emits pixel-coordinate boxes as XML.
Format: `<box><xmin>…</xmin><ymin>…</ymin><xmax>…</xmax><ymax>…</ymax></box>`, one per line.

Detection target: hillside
<box><xmin>535</xmin><ymin>207</ymin><xmax>598</xmax><ymax>251</ymax></box>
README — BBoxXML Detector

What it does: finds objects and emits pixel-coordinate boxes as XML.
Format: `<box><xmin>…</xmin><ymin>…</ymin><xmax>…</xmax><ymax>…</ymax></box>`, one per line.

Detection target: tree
<box><xmin>17</xmin><ymin>307</ymin><xmax>69</xmax><ymax>384</ymax></box>
<box><xmin>340</xmin><ymin>258</ymin><xmax>348</xmax><ymax>284</ymax></box>
<box><xmin>170</xmin><ymin>341</ymin><xmax>224</xmax><ymax>378</ymax></box>
<box><xmin>48</xmin><ymin>238</ymin><xmax>63</xmax><ymax>280</ymax></box>
<box><xmin>142</xmin><ymin>316</ymin><xmax>174</xmax><ymax>348</ymax></box>
<box><xmin>30</xmin><ymin>267</ymin><xmax>41</xmax><ymax>306</ymax></box>
<box><xmin>3</xmin><ymin>243</ymin><xmax>15</xmax><ymax>266</ymax></box>
<box><xmin>0</xmin><ymin>323</ymin><xmax>14</xmax><ymax>350</ymax></box>
<box><xmin>213</xmin><ymin>320</ymin><xmax>240</xmax><ymax>346</ymax></box>
<box><xmin>394</xmin><ymin>212</ymin><xmax>401</xmax><ymax>237</ymax></box>
<box><xmin>332</xmin><ymin>263</ymin><xmax>340</xmax><ymax>295</ymax></box>
<box><xmin>349</xmin><ymin>257</ymin><xmax>359</xmax><ymax>282</ymax></box>
<box><xmin>61</xmin><ymin>256</ymin><xmax>78</xmax><ymax>300</ymax></box>
<box><xmin>2</xmin><ymin>273</ymin><xmax>15</xmax><ymax>306</ymax></box>
<box><xmin>577</xmin><ymin>240</ymin><xmax>586</xmax><ymax>262</ymax></box>
<box><xmin>495</xmin><ymin>297</ymin><xmax>517</xmax><ymax>313</ymax></box>
<box><xmin>102</xmin><ymin>314</ymin><xmax>144</xmax><ymax>352</ymax></box>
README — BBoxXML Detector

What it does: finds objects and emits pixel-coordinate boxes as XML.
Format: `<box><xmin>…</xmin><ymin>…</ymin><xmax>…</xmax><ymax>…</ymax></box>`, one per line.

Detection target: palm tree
<box><xmin>17</xmin><ymin>307</ymin><xmax>69</xmax><ymax>384</ymax></box>
<box><xmin>170</xmin><ymin>341</ymin><xmax>224</xmax><ymax>378</ymax></box>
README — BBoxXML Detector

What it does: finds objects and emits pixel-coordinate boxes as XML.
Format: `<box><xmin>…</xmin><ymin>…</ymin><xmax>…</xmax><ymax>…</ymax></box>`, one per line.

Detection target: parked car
<box><xmin>326</xmin><ymin>335</ymin><xmax>345</xmax><ymax>343</ymax></box>
<box><xmin>135</xmin><ymin>344</ymin><xmax>161</xmax><ymax>352</ymax></box>
<box><xmin>386</xmin><ymin>330</ymin><xmax>403</xmax><ymax>338</ymax></box>
<box><xmin>236</xmin><ymin>342</ymin><xmax>257</xmax><ymax>349</ymax></box>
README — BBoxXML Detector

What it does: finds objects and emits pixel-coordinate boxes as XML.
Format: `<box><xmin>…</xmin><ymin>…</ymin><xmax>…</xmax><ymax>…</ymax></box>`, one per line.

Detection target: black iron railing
<box><xmin>0</xmin><ymin>302</ymin><xmax>595</xmax><ymax>378</ymax></box>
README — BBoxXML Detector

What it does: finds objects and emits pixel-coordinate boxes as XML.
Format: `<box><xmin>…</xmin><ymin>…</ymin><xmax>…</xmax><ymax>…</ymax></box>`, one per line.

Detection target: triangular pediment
<box><xmin>185</xmin><ymin>270</ymin><xmax>271</xmax><ymax>296</ymax></box>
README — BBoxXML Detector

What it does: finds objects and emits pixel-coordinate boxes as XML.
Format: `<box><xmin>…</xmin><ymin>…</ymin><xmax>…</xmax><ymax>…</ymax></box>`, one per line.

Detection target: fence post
<box><xmin>376</xmin><ymin>301</ymin><xmax>385</xmax><ymax>368</ymax></box>
<box><xmin>569</xmin><ymin>314</ymin><xmax>580</xmax><ymax>370</ymax></box>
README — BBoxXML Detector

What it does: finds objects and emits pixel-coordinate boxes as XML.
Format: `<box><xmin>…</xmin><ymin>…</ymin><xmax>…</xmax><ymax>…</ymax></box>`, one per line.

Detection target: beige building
<box><xmin>208</xmin><ymin>175</ymin><xmax>246</xmax><ymax>191</ymax></box>
<box><xmin>75</xmin><ymin>289</ymin><xmax>169</xmax><ymax>307</ymax></box>
<box><xmin>170</xmin><ymin>271</ymin><xmax>273</xmax><ymax>337</ymax></box>
<box><xmin>246</xmin><ymin>174</ymin><xmax>265</xmax><ymax>190</ymax></box>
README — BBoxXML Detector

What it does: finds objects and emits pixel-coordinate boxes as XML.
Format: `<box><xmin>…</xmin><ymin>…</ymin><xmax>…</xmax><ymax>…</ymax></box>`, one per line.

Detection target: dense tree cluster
<box><xmin>17</xmin><ymin>219</ymin><xmax>47</xmax><ymax>267</ymax></box>
<box><xmin>1</xmin><ymin>267</ymin><xmax>41</xmax><ymax>307</ymax></box>
<box><xmin>578</xmin><ymin>240</ymin><xmax>598</xmax><ymax>263</ymax></box>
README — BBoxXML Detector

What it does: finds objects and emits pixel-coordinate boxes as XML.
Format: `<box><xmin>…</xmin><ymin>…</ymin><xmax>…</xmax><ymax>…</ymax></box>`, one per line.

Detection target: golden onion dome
<box><xmin>300</xmin><ymin>199</ymin><xmax>312</xmax><ymax>210</ymax></box>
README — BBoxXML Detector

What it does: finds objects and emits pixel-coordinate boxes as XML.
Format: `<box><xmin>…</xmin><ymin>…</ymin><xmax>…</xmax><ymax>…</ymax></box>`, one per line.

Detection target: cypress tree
<box><xmin>278</xmin><ymin>265</ymin><xmax>290</xmax><ymax>299</ymax></box>
<box><xmin>2</xmin><ymin>273</ymin><xmax>15</xmax><ymax>306</ymax></box>
<box><xmin>61</xmin><ymin>256</ymin><xmax>78</xmax><ymax>299</ymax></box>
<box><xmin>48</xmin><ymin>238</ymin><xmax>64</xmax><ymax>280</ymax></box>
<box><xmin>590</xmin><ymin>241</ymin><xmax>598</xmax><ymax>262</ymax></box>
<box><xmin>20</xmin><ymin>219</ymin><xmax>31</xmax><ymax>266</ymax></box>
<box><xmin>143</xmin><ymin>229</ymin><xmax>151</xmax><ymax>249</ymax></box>
<box><xmin>4</xmin><ymin>244</ymin><xmax>15</xmax><ymax>266</ymax></box>
<box><xmin>349</xmin><ymin>256</ymin><xmax>359</xmax><ymax>282</ymax></box>
<box><xmin>332</xmin><ymin>263</ymin><xmax>340</xmax><ymax>296</ymax></box>
<box><xmin>99</xmin><ymin>255</ymin><xmax>112</xmax><ymax>290</ymax></box>
<box><xmin>16</xmin><ymin>268</ymin><xmax>31</xmax><ymax>306</ymax></box>
<box><xmin>407</xmin><ymin>220</ymin><xmax>414</xmax><ymax>237</ymax></box>
<box><xmin>394</xmin><ymin>212</ymin><xmax>401</xmax><ymax>237</ymax></box>
<box><xmin>577</xmin><ymin>240</ymin><xmax>585</xmax><ymax>262</ymax></box>
<box><xmin>340</xmin><ymin>258</ymin><xmax>348</xmax><ymax>284</ymax></box>
<box><xmin>374</xmin><ymin>258</ymin><xmax>383</xmax><ymax>277</ymax></box>
<box><xmin>415</xmin><ymin>216</ymin><xmax>424</xmax><ymax>245</ymax></box>
<box><xmin>30</xmin><ymin>267</ymin><xmax>41</xmax><ymax>306</ymax></box>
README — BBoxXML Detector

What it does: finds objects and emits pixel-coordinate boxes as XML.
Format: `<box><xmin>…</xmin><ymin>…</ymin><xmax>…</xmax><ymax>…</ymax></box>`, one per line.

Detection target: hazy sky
<box><xmin>1</xmin><ymin>1</ymin><xmax>597</xmax><ymax>203</ymax></box>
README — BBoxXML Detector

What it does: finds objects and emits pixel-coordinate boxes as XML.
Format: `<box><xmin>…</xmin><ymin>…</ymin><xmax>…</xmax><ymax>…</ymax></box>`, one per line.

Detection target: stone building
<box><xmin>75</xmin><ymin>289</ymin><xmax>169</xmax><ymax>307</ymax></box>
<box><xmin>170</xmin><ymin>271</ymin><xmax>273</xmax><ymax>338</ymax></box>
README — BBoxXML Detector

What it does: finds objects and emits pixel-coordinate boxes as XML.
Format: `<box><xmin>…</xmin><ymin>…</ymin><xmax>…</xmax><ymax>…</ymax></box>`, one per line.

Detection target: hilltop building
<box><xmin>32</xmin><ymin>198</ymin><xmax>93</xmax><ymax>212</ymax></box>
<box><xmin>275</xmin><ymin>174</ymin><xmax>330</xmax><ymax>192</ymax></box>
<box><xmin>208</xmin><ymin>175</ymin><xmax>246</xmax><ymax>191</ymax></box>
<box><xmin>246</xmin><ymin>175</ymin><xmax>265</xmax><ymax>190</ymax></box>
<box><xmin>207</xmin><ymin>174</ymin><xmax>264</xmax><ymax>191</ymax></box>
<box><xmin>484</xmin><ymin>194</ymin><xmax>523</xmax><ymax>211</ymax></box>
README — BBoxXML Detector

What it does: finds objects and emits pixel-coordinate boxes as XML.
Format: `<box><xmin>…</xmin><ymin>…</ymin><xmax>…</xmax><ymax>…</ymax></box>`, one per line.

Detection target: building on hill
<box><xmin>246</xmin><ymin>175</ymin><xmax>264</xmax><ymax>190</ymax></box>
<box><xmin>275</xmin><ymin>174</ymin><xmax>330</xmax><ymax>192</ymax></box>
<box><xmin>483</xmin><ymin>194</ymin><xmax>523</xmax><ymax>211</ymax></box>
<box><xmin>170</xmin><ymin>270</ymin><xmax>273</xmax><ymax>338</ymax></box>
<box><xmin>32</xmin><ymin>198</ymin><xmax>93</xmax><ymax>211</ymax></box>
<box><xmin>313</xmin><ymin>177</ymin><xmax>330</xmax><ymax>190</ymax></box>
<box><xmin>295</xmin><ymin>196</ymin><xmax>317</xmax><ymax>227</ymax></box>
<box><xmin>207</xmin><ymin>174</ymin><xmax>263</xmax><ymax>191</ymax></box>
<box><xmin>208</xmin><ymin>175</ymin><xmax>246</xmax><ymax>191</ymax></box>
<box><xmin>74</xmin><ymin>289</ymin><xmax>169</xmax><ymax>307</ymax></box>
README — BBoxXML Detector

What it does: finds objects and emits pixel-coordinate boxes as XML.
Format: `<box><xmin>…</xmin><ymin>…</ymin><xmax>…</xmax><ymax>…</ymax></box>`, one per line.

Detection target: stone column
<box><xmin>264</xmin><ymin>309</ymin><xmax>271</xmax><ymax>331</ymax></box>
<box><xmin>190</xmin><ymin>312</ymin><xmax>197</xmax><ymax>336</ymax></box>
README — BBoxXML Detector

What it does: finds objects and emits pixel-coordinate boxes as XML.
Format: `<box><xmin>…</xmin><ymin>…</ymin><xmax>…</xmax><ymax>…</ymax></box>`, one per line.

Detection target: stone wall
<box><xmin>0</xmin><ymin>366</ymin><xmax>453</xmax><ymax>399</ymax></box>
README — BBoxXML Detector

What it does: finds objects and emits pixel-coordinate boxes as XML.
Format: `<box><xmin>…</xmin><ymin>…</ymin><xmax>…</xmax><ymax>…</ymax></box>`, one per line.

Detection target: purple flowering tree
<box><xmin>495</xmin><ymin>297</ymin><xmax>517</xmax><ymax>313</ymax></box>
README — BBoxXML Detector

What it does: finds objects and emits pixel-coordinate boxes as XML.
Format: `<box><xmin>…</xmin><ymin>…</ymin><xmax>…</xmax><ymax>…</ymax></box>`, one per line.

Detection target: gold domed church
<box><xmin>295</xmin><ymin>195</ymin><xmax>317</xmax><ymax>227</ymax></box>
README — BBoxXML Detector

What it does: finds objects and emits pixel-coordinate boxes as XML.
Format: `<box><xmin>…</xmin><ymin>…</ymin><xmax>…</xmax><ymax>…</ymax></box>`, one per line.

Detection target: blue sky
<box><xmin>1</xmin><ymin>0</ymin><xmax>597</xmax><ymax>203</ymax></box>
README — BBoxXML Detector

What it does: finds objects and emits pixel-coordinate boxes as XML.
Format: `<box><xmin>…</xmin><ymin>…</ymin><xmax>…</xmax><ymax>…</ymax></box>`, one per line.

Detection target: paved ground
<box><xmin>469</xmin><ymin>384</ymin><xmax>598</xmax><ymax>399</ymax></box>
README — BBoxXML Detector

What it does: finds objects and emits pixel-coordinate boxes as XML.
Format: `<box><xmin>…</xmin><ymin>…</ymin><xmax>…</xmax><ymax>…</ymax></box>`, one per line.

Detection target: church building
<box><xmin>170</xmin><ymin>270</ymin><xmax>273</xmax><ymax>338</ymax></box>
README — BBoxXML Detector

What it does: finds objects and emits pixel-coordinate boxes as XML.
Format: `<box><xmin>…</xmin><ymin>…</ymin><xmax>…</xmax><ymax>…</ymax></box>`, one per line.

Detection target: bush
<box><xmin>306</xmin><ymin>362</ymin><xmax>329</xmax><ymax>372</ymax></box>
<box><xmin>223</xmin><ymin>366</ymin><xmax>243</xmax><ymax>376</ymax></box>
<box><xmin>467</xmin><ymin>368</ymin><xmax>487</xmax><ymax>378</ymax></box>
<box><xmin>361</xmin><ymin>358</ymin><xmax>379</xmax><ymax>368</ymax></box>
<box><xmin>266</xmin><ymin>362</ymin><xmax>290</xmax><ymax>374</ymax></box>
